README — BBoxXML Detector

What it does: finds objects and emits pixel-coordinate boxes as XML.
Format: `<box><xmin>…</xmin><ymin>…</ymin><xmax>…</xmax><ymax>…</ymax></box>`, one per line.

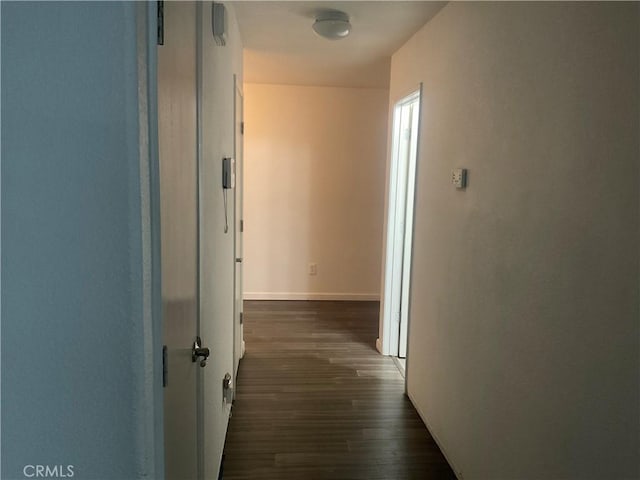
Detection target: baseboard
<box><xmin>244</xmin><ymin>292</ymin><xmax>380</xmax><ymax>301</ymax></box>
<box><xmin>406</xmin><ymin>390</ymin><xmax>464</xmax><ymax>480</ymax></box>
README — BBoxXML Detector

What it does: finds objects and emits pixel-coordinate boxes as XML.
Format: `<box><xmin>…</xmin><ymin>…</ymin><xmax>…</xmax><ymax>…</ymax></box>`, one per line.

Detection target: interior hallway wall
<box><xmin>389</xmin><ymin>3</ymin><xmax>639</xmax><ymax>479</ymax></box>
<box><xmin>243</xmin><ymin>83</ymin><xmax>388</xmax><ymax>300</ymax></box>
<box><xmin>1</xmin><ymin>3</ymin><xmax>162</xmax><ymax>478</ymax></box>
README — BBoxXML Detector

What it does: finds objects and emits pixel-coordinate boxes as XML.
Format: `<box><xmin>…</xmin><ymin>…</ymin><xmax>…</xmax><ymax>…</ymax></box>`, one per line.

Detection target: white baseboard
<box><xmin>244</xmin><ymin>292</ymin><xmax>380</xmax><ymax>301</ymax></box>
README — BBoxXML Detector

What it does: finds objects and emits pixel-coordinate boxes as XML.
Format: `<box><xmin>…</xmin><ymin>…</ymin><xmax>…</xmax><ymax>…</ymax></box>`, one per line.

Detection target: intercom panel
<box><xmin>222</xmin><ymin>157</ymin><xmax>235</xmax><ymax>189</ymax></box>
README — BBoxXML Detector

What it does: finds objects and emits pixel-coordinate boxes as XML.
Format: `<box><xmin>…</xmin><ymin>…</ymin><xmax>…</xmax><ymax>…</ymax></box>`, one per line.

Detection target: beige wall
<box><xmin>390</xmin><ymin>3</ymin><xmax>639</xmax><ymax>479</ymax></box>
<box><xmin>243</xmin><ymin>83</ymin><xmax>389</xmax><ymax>300</ymax></box>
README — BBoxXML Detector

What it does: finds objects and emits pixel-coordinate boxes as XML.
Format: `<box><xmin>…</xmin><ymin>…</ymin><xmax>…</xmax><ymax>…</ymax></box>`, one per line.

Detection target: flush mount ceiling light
<box><xmin>312</xmin><ymin>10</ymin><xmax>351</xmax><ymax>40</ymax></box>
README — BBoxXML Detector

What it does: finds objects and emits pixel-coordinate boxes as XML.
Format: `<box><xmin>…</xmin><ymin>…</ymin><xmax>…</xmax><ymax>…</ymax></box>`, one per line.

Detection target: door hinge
<box><xmin>162</xmin><ymin>345</ymin><xmax>168</xmax><ymax>387</ymax></box>
<box><xmin>240</xmin><ymin>122</ymin><xmax>244</xmax><ymax>135</ymax></box>
<box><xmin>239</xmin><ymin>312</ymin><xmax>243</xmax><ymax>325</ymax></box>
<box><xmin>240</xmin><ymin>219</ymin><xmax>244</xmax><ymax>232</ymax></box>
<box><xmin>157</xmin><ymin>1</ymin><xmax>165</xmax><ymax>46</ymax></box>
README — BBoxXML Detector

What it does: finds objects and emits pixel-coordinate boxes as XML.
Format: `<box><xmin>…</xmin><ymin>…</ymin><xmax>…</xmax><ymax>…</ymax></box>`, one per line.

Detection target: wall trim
<box><xmin>135</xmin><ymin>3</ymin><xmax>162</xmax><ymax>478</ymax></box>
<box><xmin>244</xmin><ymin>292</ymin><xmax>380</xmax><ymax>301</ymax></box>
<box><xmin>407</xmin><ymin>390</ymin><xmax>463</xmax><ymax>480</ymax></box>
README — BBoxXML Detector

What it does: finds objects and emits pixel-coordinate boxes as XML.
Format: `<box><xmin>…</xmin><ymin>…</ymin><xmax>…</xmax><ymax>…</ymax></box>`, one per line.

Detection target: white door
<box><xmin>382</xmin><ymin>89</ymin><xmax>421</xmax><ymax>359</ymax></box>
<box><xmin>233</xmin><ymin>77</ymin><xmax>245</xmax><ymax>377</ymax></box>
<box><xmin>158</xmin><ymin>3</ymin><xmax>204</xmax><ymax>479</ymax></box>
<box><xmin>398</xmin><ymin>101</ymin><xmax>420</xmax><ymax>358</ymax></box>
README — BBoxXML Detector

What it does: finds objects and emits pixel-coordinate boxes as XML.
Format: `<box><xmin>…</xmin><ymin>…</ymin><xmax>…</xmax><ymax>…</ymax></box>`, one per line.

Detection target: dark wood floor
<box><xmin>222</xmin><ymin>300</ymin><xmax>456</xmax><ymax>480</ymax></box>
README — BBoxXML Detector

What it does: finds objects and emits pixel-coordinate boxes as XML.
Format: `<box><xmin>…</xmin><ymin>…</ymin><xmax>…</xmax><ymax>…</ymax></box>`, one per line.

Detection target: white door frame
<box><xmin>233</xmin><ymin>74</ymin><xmax>245</xmax><ymax>379</ymax></box>
<box><xmin>380</xmin><ymin>86</ymin><xmax>422</xmax><ymax>358</ymax></box>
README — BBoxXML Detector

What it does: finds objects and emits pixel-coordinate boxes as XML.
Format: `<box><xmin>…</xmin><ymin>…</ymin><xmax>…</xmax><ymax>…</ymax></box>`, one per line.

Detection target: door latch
<box><xmin>192</xmin><ymin>336</ymin><xmax>210</xmax><ymax>367</ymax></box>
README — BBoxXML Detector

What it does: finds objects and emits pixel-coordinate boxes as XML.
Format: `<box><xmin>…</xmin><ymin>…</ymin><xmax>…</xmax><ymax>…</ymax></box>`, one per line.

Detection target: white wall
<box><xmin>200</xmin><ymin>2</ymin><xmax>243</xmax><ymax>476</ymax></box>
<box><xmin>390</xmin><ymin>3</ymin><xmax>639</xmax><ymax>479</ymax></box>
<box><xmin>243</xmin><ymin>83</ymin><xmax>389</xmax><ymax>300</ymax></box>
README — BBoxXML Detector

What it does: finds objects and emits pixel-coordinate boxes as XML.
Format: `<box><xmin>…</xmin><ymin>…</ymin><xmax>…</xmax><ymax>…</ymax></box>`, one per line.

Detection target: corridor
<box><xmin>222</xmin><ymin>301</ymin><xmax>455</xmax><ymax>479</ymax></box>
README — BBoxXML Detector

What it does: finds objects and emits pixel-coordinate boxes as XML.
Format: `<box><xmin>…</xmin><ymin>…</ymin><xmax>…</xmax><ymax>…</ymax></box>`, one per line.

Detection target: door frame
<box><xmin>138</xmin><ymin>2</ymin><xmax>165</xmax><ymax>477</ymax></box>
<box><xmin>233</xmin><ymin>73</ymin><xmax>245</xmax><ymax>380</ymax></box>
<box><xmin>380</xmin><ymin>85</ymin><xmax>422</xmax><ymax>363</ymax></box>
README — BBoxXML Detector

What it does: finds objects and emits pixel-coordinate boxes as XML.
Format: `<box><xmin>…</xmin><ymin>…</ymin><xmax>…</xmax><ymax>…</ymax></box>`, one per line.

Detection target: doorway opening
<box><xmin>381</xmin><ymin>88</ymin><xmax>421</xmax><ymax>375</ymax></box>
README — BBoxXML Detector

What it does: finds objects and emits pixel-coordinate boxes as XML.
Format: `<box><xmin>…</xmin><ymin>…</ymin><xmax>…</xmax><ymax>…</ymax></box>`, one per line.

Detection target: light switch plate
<box><xmin>452</xmin><ymin>168</ymin><xmax>467</xmax><ymax>189</ymax></box>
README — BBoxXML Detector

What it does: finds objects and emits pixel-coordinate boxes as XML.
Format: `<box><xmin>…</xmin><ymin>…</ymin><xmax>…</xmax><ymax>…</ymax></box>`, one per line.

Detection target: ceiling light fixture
<box><xmin>312</xmin><ymin>10</ymin><xmax>351</xmax><ymax>40</ymax></box>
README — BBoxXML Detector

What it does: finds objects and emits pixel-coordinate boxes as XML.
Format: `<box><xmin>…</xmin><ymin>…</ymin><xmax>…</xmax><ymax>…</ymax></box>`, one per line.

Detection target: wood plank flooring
<box><xmin>222</xmin><ymin>300</ymin><xmax>456</xmax><ymax>480</ymax></box>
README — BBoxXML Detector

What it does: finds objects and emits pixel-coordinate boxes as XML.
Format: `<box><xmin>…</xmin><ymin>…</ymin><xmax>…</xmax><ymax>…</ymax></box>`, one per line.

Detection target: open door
<box><xmin>158</xmin><ymin>2</ymin><xmax>205</xmax><ymax>479</ymax></box>
<box><xmin>398</xmin><ymin>100</ymin><xmax>420</xmax><ymax>358</ymax></box>
<box><xmin>381</xmin><ymin>88</ymin><xmax>421</xmax><ymax>363</ymax></box>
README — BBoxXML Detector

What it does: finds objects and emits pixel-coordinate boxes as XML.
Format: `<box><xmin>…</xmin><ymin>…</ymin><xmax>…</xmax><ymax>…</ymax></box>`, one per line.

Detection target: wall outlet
<box><xmin>452</xmin><ymin>168</ymin><xmax>467</xmax><ymax>189</ymax></box>
<box><xmin>308</xmin><ymin>263</ymin><xmax>317</xmax><ymax>276</ymax></box>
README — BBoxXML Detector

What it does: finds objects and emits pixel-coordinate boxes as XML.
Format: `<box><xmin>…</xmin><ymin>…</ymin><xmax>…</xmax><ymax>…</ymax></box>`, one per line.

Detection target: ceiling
<box><xmin>232</xmin><ymin>2</ymin><xmax>446</xmax><ymax>88</ymax></box>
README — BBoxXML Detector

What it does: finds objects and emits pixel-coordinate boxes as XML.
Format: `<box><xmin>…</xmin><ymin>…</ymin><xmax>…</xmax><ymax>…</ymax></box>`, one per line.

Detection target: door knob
<box><xmin>192</xmin><ymin>336</ymin><xmax>210</xmax><ymax>367</ymax></box>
